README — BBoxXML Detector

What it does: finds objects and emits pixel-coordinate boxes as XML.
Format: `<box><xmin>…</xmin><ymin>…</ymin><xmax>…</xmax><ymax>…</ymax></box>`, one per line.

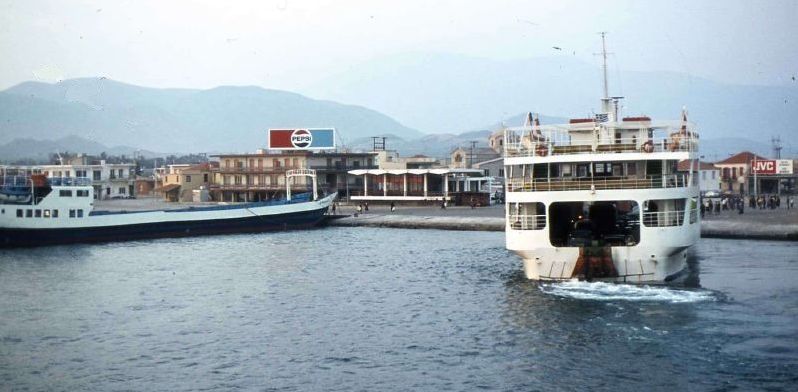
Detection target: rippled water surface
<box><xmin>1</xmin><ymin>228</ymin><xmax>796</xmax><ymax>391</ymax></box>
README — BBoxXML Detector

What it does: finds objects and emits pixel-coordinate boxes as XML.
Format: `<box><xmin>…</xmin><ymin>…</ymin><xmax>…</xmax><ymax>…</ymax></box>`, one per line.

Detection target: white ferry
<box><xmin>502</xmin><ymin>36</ymin><xmax>700</xmax><ymax>282</ymax></box>
<box><xmin>0</xmin><ymin>168</ymin><xmax>334</xmax><ymax>247</ymax></box>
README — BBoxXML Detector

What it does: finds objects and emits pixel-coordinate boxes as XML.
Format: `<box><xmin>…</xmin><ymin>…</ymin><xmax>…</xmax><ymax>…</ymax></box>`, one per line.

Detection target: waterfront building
<box><xmin>677</xmin><ymin>160</ymin><xmax>720</xmax><ymax>194</ymax></box>
<box><xmin>450</xmin><ymin>147</ymin><xmax>500</xmax><ymax>169</ymax></box>
<box><xmin>210</xmin><ymin>151</ymin><xmax>311</xmax><ymax>202</ymax></box>
<box><xmin>347</xmin><ymin>168</ymin><xmax>494</xmax><ymax>205</ymax></box>
<box><xmin>374</xmin><ymin>150</ymin><xmax>439</xmax><ymax>170</ymax></box>
<box><xmin>159</xmin><ymin>163</ymin><xmax>215</xmax><ymax>202</ymax></box>
<box><xmin>714</xmin><ymin>151</ymin><xmax>768</xmax><ymax>195</ymax></box>
<box><xmin>306</xmin><ymin>151</ymin><xmax>378</xmax><ymax>199</ymax></box>
<box><xmin>38</xmin><ymin>155</ymin><xmax>136</xmax><ymax>200</ymax></box>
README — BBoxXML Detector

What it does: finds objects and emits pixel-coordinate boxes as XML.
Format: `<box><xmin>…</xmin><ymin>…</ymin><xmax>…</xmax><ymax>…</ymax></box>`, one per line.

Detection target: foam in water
<box><xmin>540</xmin><ymin>280</ymin><xmax>715</xmax><ymax>303</ymax></box>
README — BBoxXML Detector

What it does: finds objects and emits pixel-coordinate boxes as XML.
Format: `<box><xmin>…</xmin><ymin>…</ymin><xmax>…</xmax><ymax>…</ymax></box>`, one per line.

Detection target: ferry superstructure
<box><xmin>502</xmin><ymin>35</ymin><xmax>700</xmax><ymax>282</ymax></box>
<box><xmin>0</xmin><ymin>168</ymin><xmax>334</xmax><ymax>247</ymax></box>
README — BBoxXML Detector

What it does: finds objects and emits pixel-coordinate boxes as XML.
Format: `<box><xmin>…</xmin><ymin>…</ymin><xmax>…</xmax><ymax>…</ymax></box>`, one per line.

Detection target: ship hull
<box><xmin>0</xmin><ymin>193</ymin><xmax>334</xmax><ymax>248</ymax></box>
<box><xmin>0</xmin><ymin>207</ymin><xmax>327</xmax><ymax>248</ymax></box>
<box><xmin>515</xmin><ymin>245</ymin><xmax>692</xmax><ymax>283</ymax></box>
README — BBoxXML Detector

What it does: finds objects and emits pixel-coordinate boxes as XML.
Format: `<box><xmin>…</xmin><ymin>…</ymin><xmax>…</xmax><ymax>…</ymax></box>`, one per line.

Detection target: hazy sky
<box><xmin>1</xmin><ymin>0</ymin><xmax>796</xmax><ymax>91</ymax></box>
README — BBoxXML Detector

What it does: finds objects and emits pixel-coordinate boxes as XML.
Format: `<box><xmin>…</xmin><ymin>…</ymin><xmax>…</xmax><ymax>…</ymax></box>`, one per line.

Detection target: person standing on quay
<box><xmin>390</xmin><ymin>202</ymin><xmax>396</xmax><ymax>212</ymax></box>
<box><xmin>364</xmin><ymin>202</ymin><xmax>369</xmax><ymax>212</ymax></box>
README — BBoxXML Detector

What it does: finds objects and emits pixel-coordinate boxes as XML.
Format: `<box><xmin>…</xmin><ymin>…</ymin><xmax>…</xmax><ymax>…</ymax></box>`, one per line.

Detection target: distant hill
<box><xmin>305</xmin><ymin>52</ymin><xmax>798</xmax><ymax>141</ymax></box>
<box><xmin>0</xmin><ymin>135</ymin><xmax>164</xmax><ymax>163</ymax></box>
<box><xmin>0</xmin><ymin>78</ymin><xmax>421</xmax><ymax>153</ymax></box>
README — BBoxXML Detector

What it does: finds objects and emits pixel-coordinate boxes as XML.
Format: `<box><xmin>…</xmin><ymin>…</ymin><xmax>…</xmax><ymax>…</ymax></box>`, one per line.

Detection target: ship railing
<box><xmin>506</xmin><ymin>174</ymin><xmax>688</xmax><ymax>192</ymax></box>
<box><xmin>48</xmin><ymin>177</ymin><xmax>93</xmax><ymax>186</ymax></box>
<box><xmin>504</xmin><ymin>130</ymin><xmax>698</xmax><ymax>158</ymax></box>
<box><xmin>508</xmin><ymin>214</ymin><xmax>547</xmax><ymax>230</ymax></box>
<box><xmin>1</xmin><ymin>175</ymin><xmax>32</xmax><ymax>187</ymax></box>
<box><xmin>642</xmin><ymin>210</ymin><xmax>685</xmax><ymax>227</ymax></box>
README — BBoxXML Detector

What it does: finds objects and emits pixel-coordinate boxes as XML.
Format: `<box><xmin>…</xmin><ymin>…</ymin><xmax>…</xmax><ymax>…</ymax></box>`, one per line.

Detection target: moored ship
<box><xmin>502</xmin><ymin>35</ymin><xmax>700</xmax><ymax>282</ymax></box>
<box><xmin>0</xmin><ymin>167</ymin><xmax>334</xmax><ymax>247</ymax></box>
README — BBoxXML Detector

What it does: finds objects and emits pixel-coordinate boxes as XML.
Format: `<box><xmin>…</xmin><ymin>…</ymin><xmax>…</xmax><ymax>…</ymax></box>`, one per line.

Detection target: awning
<box><xmin>347</xmin><ymin>168</ymin><xmax>484</xmax><ymax>176</ymax></box>
<box><xmin>155</xmin><ymin>184</ymin><xmax>181</xmax><ymax>193</ymax></box>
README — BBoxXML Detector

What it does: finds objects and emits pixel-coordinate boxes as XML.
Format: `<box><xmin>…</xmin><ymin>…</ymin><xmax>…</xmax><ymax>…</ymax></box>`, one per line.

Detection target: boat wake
<box><xmin>539</xmin><ymin>280</ymin><xmax>715</xmax><ymax>303</ymax></box>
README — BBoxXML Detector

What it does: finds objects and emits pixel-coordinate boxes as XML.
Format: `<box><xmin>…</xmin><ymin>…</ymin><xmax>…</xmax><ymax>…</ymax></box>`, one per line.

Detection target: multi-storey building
<box><xmin>306</xmin><ymin>151</ymin><xmax>377</xmax><ymax>198</ymax></box>
<box><xmin>39</xmin><ymin>155</ymin><xmax>136</xmax><ymax>199</ymax></box>
<box><xmin>210</xmin><ymin>151</ymin><xmax>311</xmax><ymax>202</ymax></box>
<box><xmin>714</xmin><ymin>151</ymin><xmax>767</xmax><ymax>195</ymax></box>
<box><xmin>159</xmin><ymin>163</ymin><xmax>214</xmax><ymax>202</ymax></box>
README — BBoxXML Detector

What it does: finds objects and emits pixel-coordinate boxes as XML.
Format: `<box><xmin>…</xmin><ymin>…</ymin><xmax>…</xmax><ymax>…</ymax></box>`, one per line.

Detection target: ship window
<box><xmin>43</xmin><ymin>209</ymin><xmax>50</xmax><ymax>218</ymax></box>
<box><xmin>17</xmin><ymin>209</ymin><xmax>23</xmax><ymax>218</ymax></box>
<box><xmin>509</xmin><ymin>202</ymin><xmax>546</xmax><ymax>230</ymax></box>
<box><xmin>577</xmin><ymin>164</ymin><xmax>589</xmax><ymax>177</ymax></box>
<box><xmin>69</xmin><ymin>209</ymin><xmax>76</xmax><ymax>218</ymax></box>
<box><xmin>561</xmin><ymin>164</ymin><xmax>572</xmax><ymax>177</ymax></box>
<box><xmin>642</xmin><ymin>198</ymin><xmax>686</xmax><ymax>227</ymax></box>
<box><xmin>35</xmin><ymin>209</ymin><xmax>42</xmax><ymax>218</ymax></box>
<box><xmin>26</xmin><ymin>209</ymin><xmax>33</xmax><ymax>218</ymax></box>
<box><xmin>53</xmin><ymin>209</ymin><xmax>59</xmax><ymax>218</ymax></box>
<box><xmin>60</xmin><ymin>190</ymin><xmax>72</xmax><ymax>197</ymax></box>
<box><xmin>77</xmin><ymin>209</ymin><xmax>84</xmax><ymax>218</ymax></box>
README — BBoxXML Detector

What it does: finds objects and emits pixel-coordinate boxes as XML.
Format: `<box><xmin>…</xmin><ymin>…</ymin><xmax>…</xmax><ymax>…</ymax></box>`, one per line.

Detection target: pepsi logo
<box><xmin>291</xmin><ymin>129</ymin><xmax>312</xmax><ymax>148</ymax></box>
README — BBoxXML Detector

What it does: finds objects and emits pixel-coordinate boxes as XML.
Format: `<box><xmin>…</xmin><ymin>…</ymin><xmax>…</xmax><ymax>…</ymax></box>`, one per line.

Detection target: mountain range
<box><xmin>0</xmin><ymin>78</ymin><xmax>421</xmax><ymax>154</ymax></box>
<box><xmin>1</xmin><ymin>54</ymin><xmax>795</xmax><ymax>162</ymax></box>
<box><xmin>305</xmin><ymin>52</ymin><xmax>798</xmax><ymax>142</ymax></box>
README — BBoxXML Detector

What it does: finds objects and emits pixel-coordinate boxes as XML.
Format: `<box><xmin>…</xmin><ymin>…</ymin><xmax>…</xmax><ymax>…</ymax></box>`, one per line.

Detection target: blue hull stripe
<box><xmin>0</xmin><ymin>208</ymin><xmax>327</xmax><ymax>248</ymax></box>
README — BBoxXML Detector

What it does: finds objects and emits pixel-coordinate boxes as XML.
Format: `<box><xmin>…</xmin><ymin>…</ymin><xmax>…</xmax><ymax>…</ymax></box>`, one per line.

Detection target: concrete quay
<box><xmin>327</xmin><ymin>204</ymin><xmax>798</xmax><ymax>241</ymax></box>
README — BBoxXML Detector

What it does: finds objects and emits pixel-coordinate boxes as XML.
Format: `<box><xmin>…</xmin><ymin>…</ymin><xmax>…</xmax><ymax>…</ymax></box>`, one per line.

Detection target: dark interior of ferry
<box><xmin>549</xmin><ymin>200</ymin><xmax>640</xmax><ymax>247</ymax></box>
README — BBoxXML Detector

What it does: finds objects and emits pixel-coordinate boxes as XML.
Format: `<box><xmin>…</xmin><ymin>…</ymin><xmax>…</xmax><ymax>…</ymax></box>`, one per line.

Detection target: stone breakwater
<box><xmin>327</xmin><ymin>214</ymin><xmax>798</xmax><ymax>241</ymax></box>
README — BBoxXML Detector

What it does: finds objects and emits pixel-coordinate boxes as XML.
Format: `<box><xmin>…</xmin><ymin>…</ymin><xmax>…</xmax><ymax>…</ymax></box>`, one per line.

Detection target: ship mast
<box><xmin>596</xmin><ymin>32</ymin><xmax>622</xmax><ymax>122</ymax></box>
<box><xmin>601</xmin><ymin>32</ymin><xmax>609</xmax><ymax>100</ymax></box>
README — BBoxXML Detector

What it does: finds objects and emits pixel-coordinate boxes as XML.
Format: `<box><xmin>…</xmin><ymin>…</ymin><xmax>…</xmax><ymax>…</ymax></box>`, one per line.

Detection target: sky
<box><xmin>1</xmin><ymin>0</ymin><xmax>796</xmax><ymax>91</ymax></box>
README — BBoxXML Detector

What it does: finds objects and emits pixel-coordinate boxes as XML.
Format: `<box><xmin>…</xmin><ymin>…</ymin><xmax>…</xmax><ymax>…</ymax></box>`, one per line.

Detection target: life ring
<box><xmin>535</xmin><ymin>144</ymin><xmax>549</xmax><ymax>157</ymax></box>
<box><xmin>642</xmin><ymin>140</ymin><xmax>654</xmax><ymax>153</ymax></box>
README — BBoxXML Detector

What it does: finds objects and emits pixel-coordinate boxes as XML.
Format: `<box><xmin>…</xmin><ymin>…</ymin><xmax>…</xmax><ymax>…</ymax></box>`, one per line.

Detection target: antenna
<box><xmin>600</xmin><ymin>32</ymin><xmax>609</xmax><ymax>99</ymax></box>
<box><xmin>771</xmin><ymin>136</ymin><xmax>782</xmax><ymax>159</ymax></box>
<box><xmin>594</xmin><ymin>32</ymin><xmax>615</xmax><ymax>117</ymax></box>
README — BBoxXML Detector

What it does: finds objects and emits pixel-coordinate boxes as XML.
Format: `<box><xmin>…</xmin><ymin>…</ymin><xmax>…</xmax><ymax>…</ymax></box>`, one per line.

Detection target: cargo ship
<box><xmin>0</xmin><ymin>168</ymin><xmax>334</xmax><ymax>247</ymax></box>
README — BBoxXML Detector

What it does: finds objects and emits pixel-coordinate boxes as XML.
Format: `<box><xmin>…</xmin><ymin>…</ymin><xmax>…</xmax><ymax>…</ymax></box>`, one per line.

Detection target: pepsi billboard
<box><xmin>268</xmin><ymin>128</ymin><xmax>336</xmax><ymax>150</ymax></box>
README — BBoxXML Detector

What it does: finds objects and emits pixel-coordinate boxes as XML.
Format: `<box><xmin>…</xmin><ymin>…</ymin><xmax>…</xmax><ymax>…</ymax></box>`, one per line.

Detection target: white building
<box><xmin>39</xmin><ymin>156</ymin><xmax>136</xmax><ymax>199</ymax></box>
<box><xmin>677</xmin><ymin>160</ymin><xmax>720</xmax><ymax>194</ymax></box>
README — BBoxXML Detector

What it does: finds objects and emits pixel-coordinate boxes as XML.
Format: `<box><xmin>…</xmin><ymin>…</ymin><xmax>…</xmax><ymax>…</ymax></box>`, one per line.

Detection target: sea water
<box><xmin>0</xmin><ymin>228</ymin><xmax>796</xmax><ymax>391</ymax></box>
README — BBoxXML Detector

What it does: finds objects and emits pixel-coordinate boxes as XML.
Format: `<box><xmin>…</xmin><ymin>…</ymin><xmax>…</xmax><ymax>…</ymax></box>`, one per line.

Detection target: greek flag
<box><xmin>595</xmin><ymin>113</ymin><xmax>609</xmax><ymax>122</ymax></box>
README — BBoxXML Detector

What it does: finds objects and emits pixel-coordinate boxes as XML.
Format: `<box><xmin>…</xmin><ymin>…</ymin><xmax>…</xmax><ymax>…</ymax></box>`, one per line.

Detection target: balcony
<box><xmin>214</xmin><ymin>166</ymin><xmax>303</xmax><ymax>174</ymax></box>
<box><xmin>506</xmin><ymin>174</ymin><xmax>689</xmax><ymax>192</ymax></box>
<box><xmin>309</xmin><ymin>165</ymin><xmax>378</xmax><ymax>171</ymax></box>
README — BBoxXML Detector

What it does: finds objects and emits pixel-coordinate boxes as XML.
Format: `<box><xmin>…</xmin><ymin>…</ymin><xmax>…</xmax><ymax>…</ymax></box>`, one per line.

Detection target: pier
<box><xmin>326</xmin><ymin>204</ymin><xmax>798</xmax><ymax>240</ymax></box>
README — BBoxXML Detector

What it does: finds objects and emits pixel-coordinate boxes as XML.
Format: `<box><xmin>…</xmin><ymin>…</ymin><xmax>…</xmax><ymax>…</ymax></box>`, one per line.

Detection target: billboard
<box><xmin>751</xmin><ymin>159</ymin><xmax>794</xmax><ymax>175</ymax></box>
<box><xmin>268</xmin><ymin>128</ymin><xmax>336</xmax><ymax>150</ymax></box>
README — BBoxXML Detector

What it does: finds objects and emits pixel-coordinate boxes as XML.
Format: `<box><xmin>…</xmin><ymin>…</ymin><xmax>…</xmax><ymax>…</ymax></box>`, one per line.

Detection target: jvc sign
<box><xmin>752</xmin><ymin>159</ymin><xmax>793</xmax><ymax>175</ymax></box>
<box><xmin>751</xmin><ymin>160</ymin><xmax>776</xmax><ymax>174</ymax></box>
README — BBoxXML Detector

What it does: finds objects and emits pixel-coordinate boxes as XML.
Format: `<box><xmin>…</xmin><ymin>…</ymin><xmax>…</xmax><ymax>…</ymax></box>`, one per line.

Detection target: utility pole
<box><xmin>469</xmin><ymin>141</ymin><xmax>478</xmax><ymax>168</ymax></box>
